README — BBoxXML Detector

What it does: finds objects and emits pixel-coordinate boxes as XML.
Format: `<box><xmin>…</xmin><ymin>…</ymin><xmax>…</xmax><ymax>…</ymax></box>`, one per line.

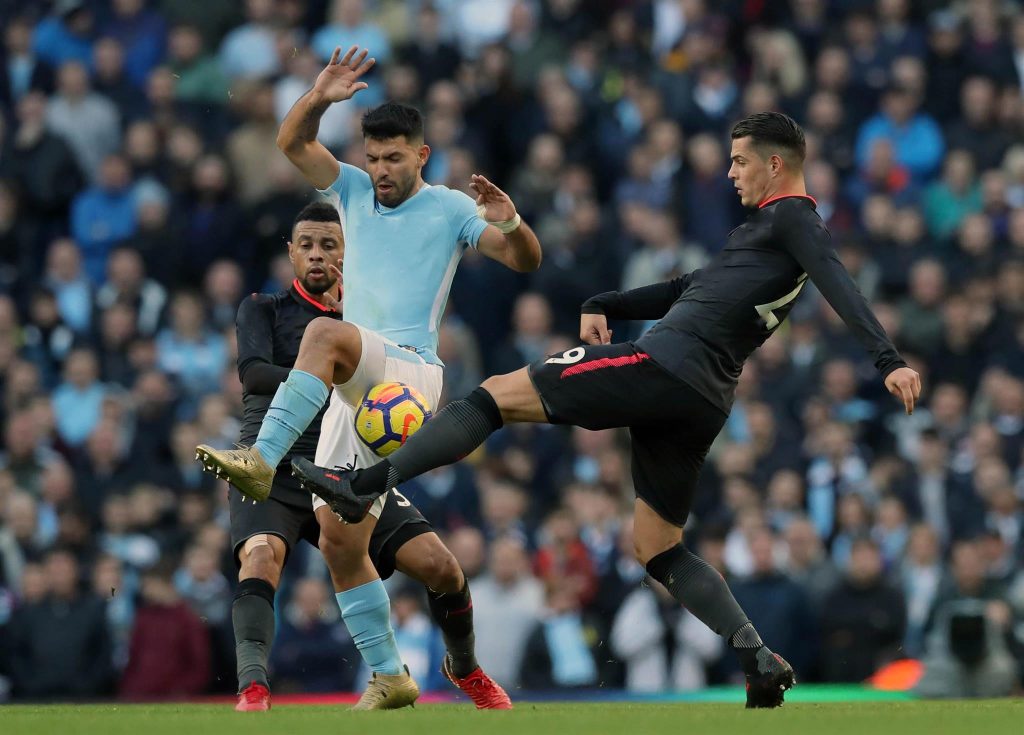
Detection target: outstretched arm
<box><xmin>473</xmin><ymin>174</ymin><xmax>542</xmax><ymax>272</ymax></box>
<box><xmin>775</xmin><ymin>205</ymin><xmax>921</xmax><ymax>413</ymax></box>
<box><xmin>277</xmin><ymin>46</ymin><xmax>375</xmax><ymax>189</ymax></box>
<box><xmin>577</xmin><ymin>272</ymin><xmax>698</xmax><ymax>344</ymax></box>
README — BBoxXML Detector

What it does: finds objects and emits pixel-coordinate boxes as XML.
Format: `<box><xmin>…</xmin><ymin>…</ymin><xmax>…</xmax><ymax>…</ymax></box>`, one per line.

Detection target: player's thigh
<box><xmin>370</xmin><ymin>488</ymin><xmax>433</xmax><ymax>582</ymax></box>
<box><xmin>334</xmin><ymin>324</ymin><xmax>389</xmax><ymax>406</ymax></box>
<box><xmin>333</xmin><ymin>324</ymin><xmax>441</xmax><ymax>406</ymax></box>
<box><xmin>628</xmin><ymin>418</ymin><xmax>723</xmax><ymax>531</ymax></box>
<box><xmin>526</xmin><ymin>342</ymin><xmax>675</xmax><ymax>430</ymax></box>
<box><xmin>481</xmin><ymin>368</ymin><xmax>548</xmax><ymax>423</ymax></box>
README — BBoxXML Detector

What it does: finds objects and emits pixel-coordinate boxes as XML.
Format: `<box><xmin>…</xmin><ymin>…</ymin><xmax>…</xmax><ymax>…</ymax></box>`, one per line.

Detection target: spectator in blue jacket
<box><xmin>70</xmin><ymin>154</ymin><xmax>136</xmax><ymax>284</ymax></box>
<box><xmin>856</xmin><ymin>84</ymin><xmax>945</xmax><ymax>182</ymax></box>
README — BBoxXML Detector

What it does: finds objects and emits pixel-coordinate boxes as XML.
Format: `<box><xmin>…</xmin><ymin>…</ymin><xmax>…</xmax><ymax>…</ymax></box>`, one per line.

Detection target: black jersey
<box><xmin>582</xmin><ymin>196</ymin><xmax>906</xmax><ymax>413</ymax></box>
<box><xmin>236</xmin><ymin>281</ymin><xmax>341</xmax><ymax>491</ymax></box>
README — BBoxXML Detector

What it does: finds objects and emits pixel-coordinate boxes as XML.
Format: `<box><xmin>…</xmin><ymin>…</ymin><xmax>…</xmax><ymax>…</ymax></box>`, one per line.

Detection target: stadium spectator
<box><xmin>783</xmin><ymin>516</ymin><xmax>839</xmax><ymax>612</ymax></box>
<box><xmin>7</xmin><ymin>548</ymin><xmax>113</xmax><ymax>699</ymax></box>
<box><xmin>70</xmin><ymin>154</ymin><xmax>137</xmax><ymax>284</ymax></box>
<box><xmin>518</xmin><ymin>580</ymin><xmax>600</xmax><ymax>690</ymax></box>
<box><xmin>471</xmin><ymin>536</ymin><xmax>543</xmax><ymax>688</ymax></box>
<box><xmin>91</xmin><ymin>38</ymin><xmax>145</xmax><ymax>123</ymax></box>
<box><xmin>32</xmin><ymin>0</ymin><xmax>95</xmax><ymax>71</ymax></box>
<box><xmin>166</xmin><ymin>23</ymin><xmax>227</xmax><ymax>107</ymax></box>
<box><xmin>0</xmin><ymin>16</ymin><xmax>54</xmax><ymax>110</ymax></box>
<box><xmin>217</xmin><ymin>0</ymin><xmax>280</xmax><ymax>82</ymax></box>
<box><xmin>102</xmin><ymin>0</ymin><xmax>168</xmax><ymax>91</ymax></box>
<box><xmin>119</xmin><ymin>561</ymin><xmax>210</xmax><ymax>699</ymax></box>
<box><xmin>51</xmin><ymin>348</ymin><xmax>106</xmax><ymax>448</ymax></box>
<box><xmin>270</xmin><ymin>577</ymin><xmax>358</xmax><ymax>693</ymax></box>
<box><xmin>5</xmin><ymin>93</ymin><xmax>83</xmax><ymax>237</ymax></box>
<box><xmin>154</xmin><ymin>291</ymin><xmax>227</xmax><ymax>405</ymax></box>
<box><xmin>46</xmin><ymin>61</ymin><xmax>121</xmax><ymax>184</ymax></box>
<box><xmin>819</xmin><ymin>538</ymin><xmax>906</xmax><ymax>682</ymax></box>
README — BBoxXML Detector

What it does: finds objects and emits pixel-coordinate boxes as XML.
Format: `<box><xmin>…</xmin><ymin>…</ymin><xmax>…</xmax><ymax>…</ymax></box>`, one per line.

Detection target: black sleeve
<box><xmin>236</xmin><ymin>296</ymin><xmax>290</xmax><ymax>394</ymax></box>
<box><xmin>581</xmin><ymin>271</ymin><xmax>698</xmax><ymax>321</ymax></box>
<box><xmin>774</xmin><ymin>202</ymin><xmax>906</xmax><ymax>378</ymax></box>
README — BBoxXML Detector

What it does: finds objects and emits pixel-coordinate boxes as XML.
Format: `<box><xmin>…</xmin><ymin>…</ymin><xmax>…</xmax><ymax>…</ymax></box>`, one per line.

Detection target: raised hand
<box><xmin>322</xmin><ymin>263</ymin><xmax>344</xmax><ymax>312</ymax></box>
<box><xmin>884</xmin><ymin>366</ymin><xmax>922</xmax><ymax>415</ymax></box>
<box><xmin>314</xmin><ymin>46</ymin><xmax>376</xmax><ymax>103</ymax></box>
<box><xmin>470</xmin><ymin>174</ymin><xmax>517</xmax><ymax>223</ymax></box>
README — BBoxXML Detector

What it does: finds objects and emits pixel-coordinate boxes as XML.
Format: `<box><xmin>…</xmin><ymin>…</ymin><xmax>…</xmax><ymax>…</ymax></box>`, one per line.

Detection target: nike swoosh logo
<box><xmin>401</xmin><ymin>413</ymin><xmax>417</xmax><ymax>443</ymax></box>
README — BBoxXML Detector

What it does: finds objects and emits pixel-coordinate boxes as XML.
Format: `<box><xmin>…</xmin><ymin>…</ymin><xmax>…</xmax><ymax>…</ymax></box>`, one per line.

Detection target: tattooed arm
<box><xmin>276</xmin><ymin>45</ymin><xmax>376</xmax><ymax>189</ymax></box>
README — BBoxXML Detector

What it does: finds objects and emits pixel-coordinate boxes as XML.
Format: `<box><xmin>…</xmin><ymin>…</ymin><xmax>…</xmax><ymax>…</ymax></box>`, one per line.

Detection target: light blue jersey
<box><xmin>318</xmin><ymin>162</ymin><xmax>488</xmax><ymax>365</ymax></box>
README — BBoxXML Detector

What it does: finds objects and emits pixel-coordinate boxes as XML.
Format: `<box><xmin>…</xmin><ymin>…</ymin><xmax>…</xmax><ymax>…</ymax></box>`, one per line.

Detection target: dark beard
<box><xmin>300</xmin><ymin>277</ymin><xmax>336</xmax><ymax>295</ymax></box>
<box><xmin>374</xmin><ymin>178</ymin><xmax>414</xmax><ymax>208</ymax></box>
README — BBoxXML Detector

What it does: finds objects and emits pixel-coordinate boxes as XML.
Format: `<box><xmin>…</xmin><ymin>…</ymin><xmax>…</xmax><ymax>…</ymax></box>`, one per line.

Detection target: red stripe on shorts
<box><xmin>560</xmin><ymin>352</ymin><xmax>650</xmax><ymax>379</ymax></box>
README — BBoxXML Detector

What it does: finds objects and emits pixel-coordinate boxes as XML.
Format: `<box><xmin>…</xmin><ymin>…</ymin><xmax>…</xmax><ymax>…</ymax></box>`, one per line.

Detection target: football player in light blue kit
<box><xmin>196</xmin><ymin>46</ymin><xmax>541</xmax><ymax>709</ymax></box>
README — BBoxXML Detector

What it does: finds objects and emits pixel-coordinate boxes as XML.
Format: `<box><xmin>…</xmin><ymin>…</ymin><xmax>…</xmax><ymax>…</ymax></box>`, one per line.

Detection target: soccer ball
<box><xmin>354</xmin><ymin>381</ymin><xmax>433</xmax><ymax>457</ymax></box>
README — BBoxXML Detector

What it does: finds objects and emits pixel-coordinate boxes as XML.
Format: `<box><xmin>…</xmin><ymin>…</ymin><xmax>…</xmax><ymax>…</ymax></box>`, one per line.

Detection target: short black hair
<box><xmin>361</xmin><ymin>101</ymin><xmax>424</xmax><ymax>142</ymax></box>
<box><xmin>293</xmin><ymin>201</ymin><xmax>340</xmax><ymax>231</ymax></box>
<box><xmin>731</xmin><ymin>112</ymin><xmax>806</xmax><ymax>165</ymax></box>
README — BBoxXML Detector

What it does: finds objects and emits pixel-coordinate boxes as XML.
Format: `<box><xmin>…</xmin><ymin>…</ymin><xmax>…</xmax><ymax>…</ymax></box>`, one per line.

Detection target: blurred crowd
<box><xmin>1</xmin><ymin>0</ymin><xmax>1024</xmax><ymax>702</ymax></box>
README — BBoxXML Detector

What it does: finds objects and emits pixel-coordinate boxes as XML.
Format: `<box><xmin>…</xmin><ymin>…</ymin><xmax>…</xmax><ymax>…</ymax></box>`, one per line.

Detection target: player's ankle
<box><xmin>447</xmin><ymin>652</ymin><xmax>479</xmax><ymax>679</ymax></box>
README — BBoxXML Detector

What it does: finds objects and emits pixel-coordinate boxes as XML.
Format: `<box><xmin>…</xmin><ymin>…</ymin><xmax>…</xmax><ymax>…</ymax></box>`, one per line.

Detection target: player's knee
<box><xmin>318</xmin><ymin>525</ymin><xmax>365</xmax><ymax>566</ymax></box>
<box><xmin>304</xmin><ymin>317</ymin><xmax>356</xmax><ymax>354</ymax></box>
<box><xmin>419</xmin><ymin>547</ymin><xmax>463</xmax><ymax>593</ymax></box>
<box><xmin>239</xmin><ymin>539</ymin><xmax>282</xmax><ymax>585</ymax></box>
<box><xmin>633</xmin><ymin>536</ymin><xmax>678</xmax><ymax>567</ymax></box>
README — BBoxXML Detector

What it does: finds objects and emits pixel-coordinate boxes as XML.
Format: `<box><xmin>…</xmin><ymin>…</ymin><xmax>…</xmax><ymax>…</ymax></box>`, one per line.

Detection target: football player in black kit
<box><xmin>292</xmin><ymin>112</ymin><xmax>923</xmax><ymax>708</ymax></box>
<box><xmin>229</xmin><ymin>202</ymin><xmax>500</xmax><ymax>711</ymax></box>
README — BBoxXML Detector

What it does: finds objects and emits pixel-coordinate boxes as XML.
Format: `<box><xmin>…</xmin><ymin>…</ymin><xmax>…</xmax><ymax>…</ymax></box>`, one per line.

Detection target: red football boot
<box><xmin>442</xmin><ymin>657</ymin><xmax>513</xmax><ymax>710</ymax></box>
<box><xmin>235</xmin><ymin>682</ymin><xmax>272</xmax><ymax>712</ymax></box>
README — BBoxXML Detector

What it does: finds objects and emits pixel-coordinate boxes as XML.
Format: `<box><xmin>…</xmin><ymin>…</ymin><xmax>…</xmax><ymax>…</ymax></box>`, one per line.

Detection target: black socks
<box><xmin>232</xmin><ymin>577</ymin><xmax>276</xmax><ymax>690</ymax></box>
<box><xmin>427</xmin><ymin>579</ymin><xmax>479</xmax><ymax>679</ymax></box>
<box><xmin>646</xmin><ymin>543</ymin><xmax>766</xmax><ymax>676</ymax></box>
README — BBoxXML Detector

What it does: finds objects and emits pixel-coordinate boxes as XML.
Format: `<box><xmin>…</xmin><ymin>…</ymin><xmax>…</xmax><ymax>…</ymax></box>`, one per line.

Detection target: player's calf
<box><xmin>233</xmin><ymin>535</ymin><xmax>286</xmax><ymax>704</ymax></box>
<box><xmin>644</xmin><ymin>537</ymin><xmax>795</xmax><ymax>707</ymax></box>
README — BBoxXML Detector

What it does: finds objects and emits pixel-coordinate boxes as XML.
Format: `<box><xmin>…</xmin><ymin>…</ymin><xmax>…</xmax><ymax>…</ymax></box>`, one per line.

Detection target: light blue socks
<box><xmin>337</xmin><ymin>580</ymin><xmax>404</xmax><ymax>675</ymax></box>
<box><xmin>253</xmin><ymin>369</ymin><xmax>330</xmax><ymax>467</ymax></box>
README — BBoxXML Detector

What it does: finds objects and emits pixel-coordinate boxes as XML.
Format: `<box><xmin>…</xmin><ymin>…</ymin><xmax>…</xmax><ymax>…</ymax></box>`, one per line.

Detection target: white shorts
<box><xmin>313</xmin><ymin>324</ymin><xmax>443</xmax><ymax>518</ymax></box>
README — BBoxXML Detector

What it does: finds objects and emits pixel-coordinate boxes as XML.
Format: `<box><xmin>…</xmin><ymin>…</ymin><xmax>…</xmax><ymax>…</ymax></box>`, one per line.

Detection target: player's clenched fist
<box><xmin>580</xmin><ymin>313</ymin><xmax>612</xmax><ymax>345</ymax></box>
<box><xmin>884</xmin><ymin>366</ymin><xmax>922</xmax><ymax>415</ymax></box>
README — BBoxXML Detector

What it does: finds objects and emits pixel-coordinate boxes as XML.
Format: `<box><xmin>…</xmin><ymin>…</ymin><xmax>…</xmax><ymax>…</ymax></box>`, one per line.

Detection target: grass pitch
<box><xmin>2</xmin><ymin>701</ymin><xmax>1021</xmax><ymax>735</ymax></box>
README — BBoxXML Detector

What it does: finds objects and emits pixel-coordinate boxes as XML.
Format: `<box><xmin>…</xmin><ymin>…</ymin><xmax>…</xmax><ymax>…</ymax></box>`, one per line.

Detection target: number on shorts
<box><xmin>545</xmin><ymin>347</ymin><xmax>586</xmax><ymax>365</ymax></box>
<box><xmin>391</xmin><ymin>489</ymin><xmax>411</xmax><ymax>506</ymax></box>
<box><xmin>754</xmin><ymin>274</ymin><xmax>808</xmax><ymax>330</ymax></box>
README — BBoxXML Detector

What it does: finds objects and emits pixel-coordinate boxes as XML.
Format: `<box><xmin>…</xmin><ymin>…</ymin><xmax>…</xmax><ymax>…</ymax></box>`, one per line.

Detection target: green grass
<box><xmin>2</xmin><ymin>701</ymin><xmax>1022</xmax><ymax>735</ymax></box>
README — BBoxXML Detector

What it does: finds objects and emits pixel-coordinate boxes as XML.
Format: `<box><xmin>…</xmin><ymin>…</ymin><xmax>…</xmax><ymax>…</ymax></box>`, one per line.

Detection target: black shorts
<box><xmin>528</xmin><ymin>342</ymin><xmax>728</xmax><ymax>527</ymax></box>
<box><xmin>229</xmin><ymin>472</ymin><xmax>433</xmax><ymax>580</ymax></box>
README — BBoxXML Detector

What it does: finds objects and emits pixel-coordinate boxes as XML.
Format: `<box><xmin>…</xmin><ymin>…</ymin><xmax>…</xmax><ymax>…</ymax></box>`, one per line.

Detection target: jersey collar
<box><xmin>758</xmin><ymin>194</ymin><xmax>818</xmax><ymax>209</ymax></box>
<box><xmin>291</xmin><ymin>278</ymin><xmax>338</xmax><ymax>313</ymax></box>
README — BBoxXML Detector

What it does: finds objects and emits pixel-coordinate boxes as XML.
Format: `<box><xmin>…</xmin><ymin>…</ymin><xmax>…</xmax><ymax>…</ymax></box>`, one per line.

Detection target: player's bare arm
<box><xmin>277</xmin><ymin>45</ymin><xmax>375</xmax><ymax>189</ymax></box>
<box><xmin>472</xmin><ymin>174</ymin><xmax>542</xmax><ymax>272</ymax></box>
